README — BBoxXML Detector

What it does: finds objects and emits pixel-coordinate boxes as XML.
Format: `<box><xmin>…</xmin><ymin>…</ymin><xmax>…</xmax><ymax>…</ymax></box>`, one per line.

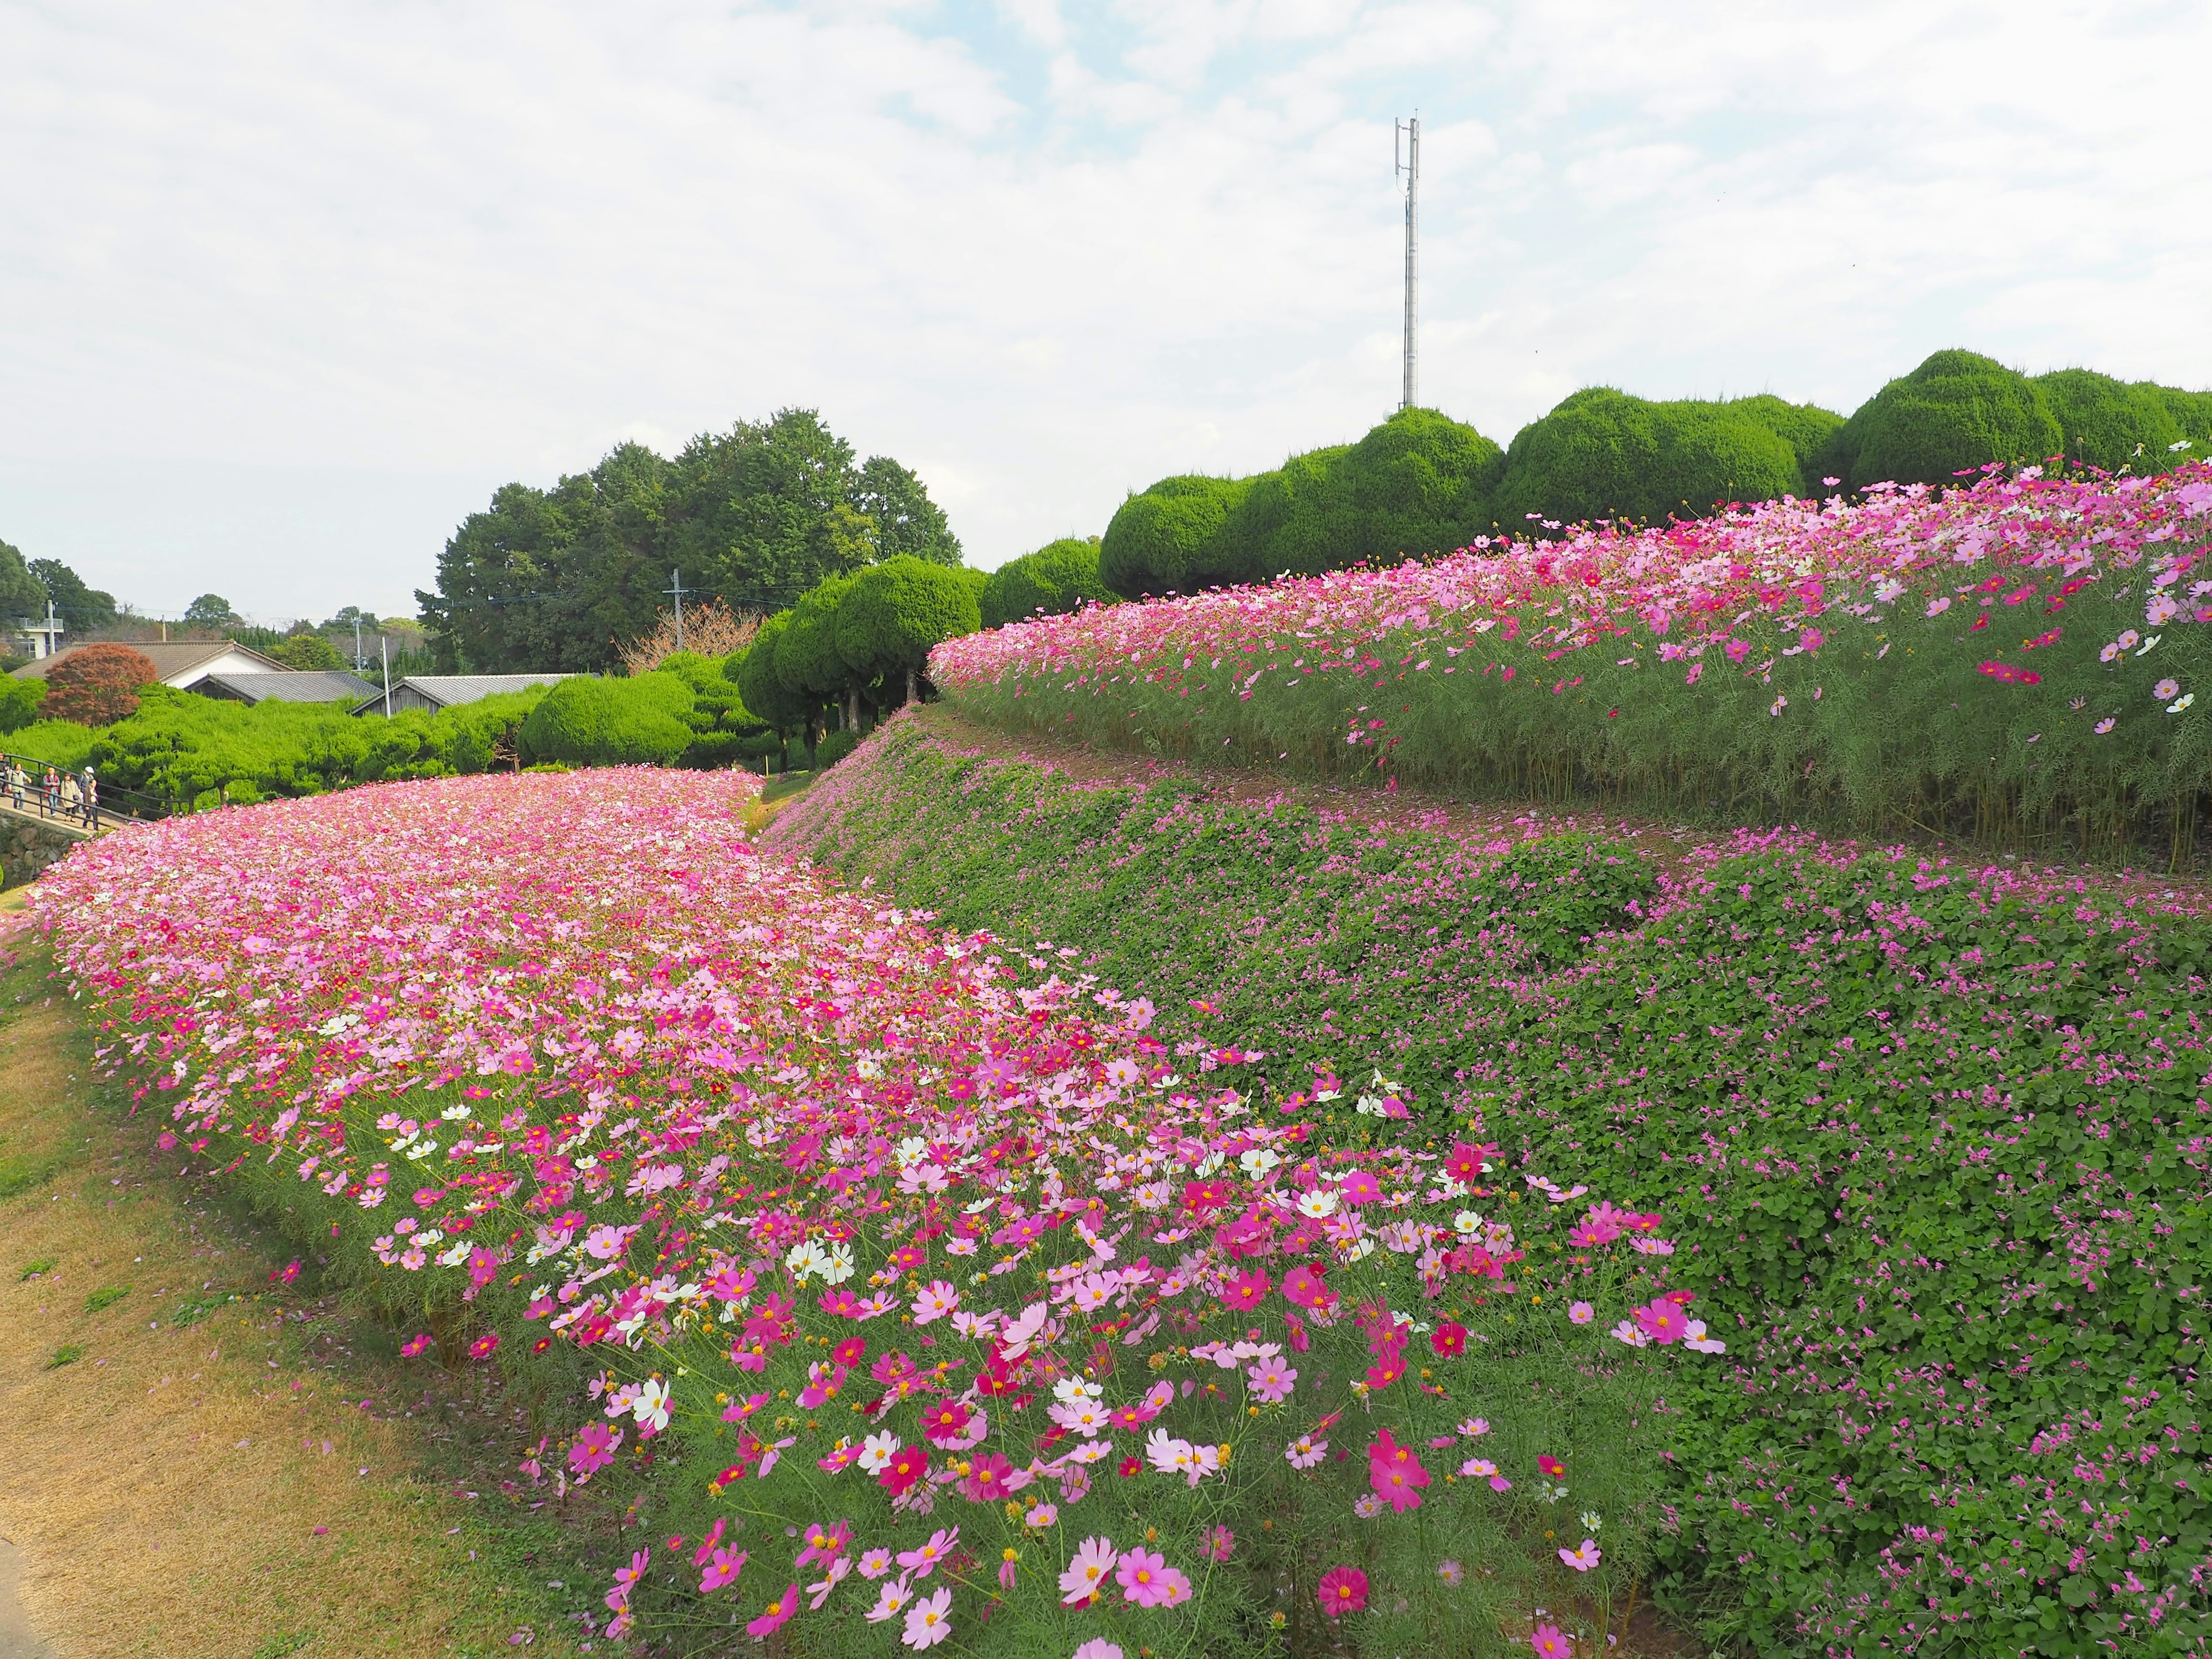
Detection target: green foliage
<box><xmin>980</xmin><ymin>538</ymin><xmax>1115</xmax><ymax>627</ymax></box>
<box><xmin>0</xmin><ymin>675</ymin><xmax>45</xmax><ymax>733</ymax></box>
<box><xmin>6</xmin><ymin>718</ymin><xmax>97</xmax><ymax>772</ymax></box>
<box><xmin>2034</xmin><ymin>366</ymin><xmax>2212</xmax><ymax>475</ymax></box>
<box><xmin>1491</xmin><ymin>388</ymin><xmax>1839</xmax><ymax>528</ymax></box>
<box><xmin>1100</xmin><ymin>474</ymin><xmax>1248</xmax><ymax>597</ymax></box>
<box><xmin>46</xmin><ymin>1344</ymin><xmax>84</xmax><ymax>1369</ymax></box>
<box><xmin>1817</xmin><ymin>349</ymin><xmax>2064</xmax><ymax>490</ymax></box>
<box><xmin>1101</xmin><ymin>410</ymin><xmax>1505</xmax><ymax>596</ymax></box>
<box><xmin>182</xmin><ymin>593</ymin><xmax>241</xmax><ymax>630</ymax></box>
<box><xmin>833</xmin><ymin>554</ymin><xmax>982</xmax><ymax>687</ymax></box>
<box><xmin>656</xmin><ymin>650</ymin><xmax>773</xmax><ymax>768</ymax></box>
<box><xmin>421</xmin><ymin>409</ymin><xmax>959</xmax><ymax>674</ymax></box>
<box><xmin>812</xmin><ymin>728</ymin><xmax>860</xmax><ymax>768</ymax></box>
<box><xmin>0</xmin><ymin>540</ymin><xmax>48</xmax><ymax>620</ymax></box>
<box><xmin>271</xmin><ymin>632</ymin><xmax>344</xmax><ymax>671</ymax></box>
<box><xmin>26</xmin><ymin>556</ymin><xmax>115</xmax><ymax>632</ymax></box>
<box><xmin>771</xmin><ymin>713</ymin><xmax>2212</xmax><ymax>1658</ymax></box>
<box><xmin>516</xmin><ymin>673</ymin><xmax>693</xmax><ymax>768</ymax></box>
<box><xmin>73</xmin><ymin>685</ymin><xmax>547</xmax><ymax>803</ymax></box>
<box><xmin>729</xmin><ymin>616</ymin><xmax>811</xmax><ymax>739</ymax></box>
<box><xmin>83</xmin><ymin>1284</ymin><xmax>130</xmax><ymax>1313</ymax></box>
<box><xmin>18</xmin><ymin>1257</ymin><xmax>56</xmax><ymax>1279</ymax></box>
<box><xmin>774</xmin><ymin>575</ymin><xmax>858</xmax><ymax>702</ymax></box>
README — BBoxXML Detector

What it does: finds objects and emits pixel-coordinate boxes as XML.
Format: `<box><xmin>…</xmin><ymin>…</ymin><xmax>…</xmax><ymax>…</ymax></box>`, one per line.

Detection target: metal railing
<box><xmin>0</xmin><ymin>751</ymin><xmax>167</xmax><ymax>831</ymax></box>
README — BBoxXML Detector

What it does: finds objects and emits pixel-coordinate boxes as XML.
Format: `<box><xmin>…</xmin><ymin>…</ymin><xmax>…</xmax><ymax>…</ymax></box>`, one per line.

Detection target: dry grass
<box><xmin>0</xmin><ymin>892</ymin><xmax>582</xmax><ymax>1658</ymax></box>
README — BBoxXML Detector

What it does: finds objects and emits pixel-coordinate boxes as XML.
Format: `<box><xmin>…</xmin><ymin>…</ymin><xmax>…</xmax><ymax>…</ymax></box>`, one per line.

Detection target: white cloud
<box><xmin>0</xmin><ymin>0</ymin><xmax>2205</xmax><ymax>621</ymax></box>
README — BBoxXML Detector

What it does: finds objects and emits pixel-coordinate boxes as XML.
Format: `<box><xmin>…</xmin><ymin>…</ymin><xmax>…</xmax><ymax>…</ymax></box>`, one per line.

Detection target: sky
<box><xmin>2</xmin><ymin>0</ymin><xmax>2208</xmax><ymax>626</ymax></box>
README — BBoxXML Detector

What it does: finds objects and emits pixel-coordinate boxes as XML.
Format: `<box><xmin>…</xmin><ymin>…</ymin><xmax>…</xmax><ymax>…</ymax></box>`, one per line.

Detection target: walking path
<box><xmin>0</xmin><ymin>891</ymin><xmax>586</xmax><ymax>1657</ymax></box>
<box><xmin>0</xmin><ymin>804</ymin><xmax>103</xmax><ymax>842</ymax></box>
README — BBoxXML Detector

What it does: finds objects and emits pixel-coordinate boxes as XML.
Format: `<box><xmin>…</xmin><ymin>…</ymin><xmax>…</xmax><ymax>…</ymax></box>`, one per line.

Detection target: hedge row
<box><xmin>1100</xmin><ymin>353</ymin><xmax>2212</xmax><ymax>596</ymax></box>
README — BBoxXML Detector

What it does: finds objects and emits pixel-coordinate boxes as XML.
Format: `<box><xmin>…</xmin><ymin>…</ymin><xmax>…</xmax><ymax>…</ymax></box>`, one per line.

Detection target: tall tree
<box><xmin>419</xmin><ymin>409</ymin><xmax>962</xmax><ymax>673</ymax></box>
<box><xmin>28</xmin><ymin>557</ymin><xmax>118</xmax><ymax>632</ymax></box>
<box><xmin>855</xmin><ymin>456</ymin><xmax>961</xmax><ymax>565</ymax></box>
<box><xmin>181</xmin><ymin>593</ymin><xmax>240</xmax><ymax>631</ymax></box>
<box><xmin>0</xmin><ymin>540</ymin><xmax>48</xmax><ymax>620</ymax></box>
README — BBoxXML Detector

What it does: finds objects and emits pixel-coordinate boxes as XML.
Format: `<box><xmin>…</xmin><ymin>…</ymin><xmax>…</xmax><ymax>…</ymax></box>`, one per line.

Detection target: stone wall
<box><xmin>1</xmin><ymin>815</ymin><xmax>90</xmax><ymax>889</ymax></box>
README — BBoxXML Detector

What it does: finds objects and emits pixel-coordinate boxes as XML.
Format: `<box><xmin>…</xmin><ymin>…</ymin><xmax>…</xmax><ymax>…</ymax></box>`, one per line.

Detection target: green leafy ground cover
<box><xmin>766</xmin><ymin>707</ymin><xmax>2212</xmax><ymax>1657</ymax></box>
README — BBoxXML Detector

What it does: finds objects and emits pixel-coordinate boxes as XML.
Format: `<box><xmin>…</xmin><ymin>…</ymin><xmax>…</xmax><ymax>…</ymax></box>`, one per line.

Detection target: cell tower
<box><xmin>1396</xmin><ymin>113</ymin><xmax>1419</xmax><ymax>411</ymax></box>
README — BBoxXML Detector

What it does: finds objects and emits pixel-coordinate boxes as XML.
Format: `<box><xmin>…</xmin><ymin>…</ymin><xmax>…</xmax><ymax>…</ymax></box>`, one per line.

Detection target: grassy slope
<box><xmin>767</xmin><ymin>706</ymin><xmax>2212</xmax><ymax>1656</ymax></box>
<box><xmin>0</xmin><ymin>893</ymin><xmax>596</xmax><ymax>1659</ymax></box>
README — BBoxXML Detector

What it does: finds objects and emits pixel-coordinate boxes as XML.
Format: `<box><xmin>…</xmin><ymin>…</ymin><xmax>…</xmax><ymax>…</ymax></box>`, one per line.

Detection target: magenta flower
<box><xmin>568</xmin><ymin>1422</ymin><xmax>622</xmax><ymax>1475</ymax></box>
<box><xmin>1116</xmin><ymin>1547</ymin><xmax>1175</xmax><ymax>1607</ymax></box>
<box><xmin>1316</xmin><ymin>1565</ymin><xmax>1368</xmax><ymax>1619</ymax></box>
<box><xmin>897</xmin><ymin>1527</ymin><xmax>959</xmax><ymax>1579</ymax></box>
<box><xmin>1560</xmin><ymin>1539</ymin><xmax>1601</xmax><ymax>1571</ymax></box>
<box><xmin>1203</xmin><ymin>1525</ymin><xmax>1234</xmax><ymax>1562</ymax></box>
<box><xmin>1246</xmin><ymin>1356</ymin><xmax>1297</xmax><ymax>1403</ymax></box>
<box><xmin>699</xmin><ymin>1546</ymin><xmax>747</xmax><ymax>1593</ymax></box>
<box><xmin>1219</xmin><ymin>1267</ymin><xmax>1270</xmax><ymax>1310</ymax></box>
<box><xmin>1531</xmin><ymin>1622</ymin><xmax>1573</xmax><ymax>1657</ymax></box>
<box><xmin>1569</xmin><ymin>1301</ymin><xmax>1594</xmax><ymax>1324</ymax></box>
<box><xmin>1631</xmin><ymin>1297</ymin><xmax>1688</xmax><ymax>1344</ymax></box>
<box><xmin>796</xmin><ymin>1519</ymin><xmax>850</xmax><ymax>1570</ymax></box>
<box><xmin>745</xmin><ymin>1584</ymin><xmax>800</xmax><ymax>1638</ymax></box>
<box><xmin>399</xmin><ymin>1333</ymin><xmax>434</xmax><ymax>1358</ymax></box>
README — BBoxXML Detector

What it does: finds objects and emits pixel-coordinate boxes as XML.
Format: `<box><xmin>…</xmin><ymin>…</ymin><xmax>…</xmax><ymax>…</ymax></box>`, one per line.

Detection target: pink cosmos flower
<box><xmin>902</xmin><ymin>1586</ymin><xmax>953</xmax><ymax>1649</ymax></box>
<box><xmin>568</xmin><ymin>1422</ymin><xmax>622</xmax><ymax>1475</ymax></box>
<box><xmin>1219</xmin><ymin>1267</ymin><xmax>1270</xmax><ymax>1311</ymax></box>
<box><xmin>1202</xmin><ymin>1525</ymin><xmax>1234</xmax><ymax>1562</ymax></box>
<box><xmin>1438</xmin><ymin>1558</ymin><xmax>1464</xmax><ymax>1585</ymax></box>
<box><xmin>1246</xmin><ymin>1356</ymin><xmax>1297</xmax><ymax>1403</ymax></box>
<box><xmin>1059</xmin><ymin>1536</ymin><xmax>1119</xmax><ymax>1605</ymax></box>
<box><xmin>1337</xmin><ymin>1171</ymin><xmax>1382</xmax><ymax>1206</ymax></box>
<box><xmin>1531</xmin><ymin>1622</ymin><xmax>1573</xmax><ymax>1657</ymax></box>
<box><xmin>1281</xmin><ymin>1262</ymin><xmax>1335</xmax><ymax>1310</ymax></box>
<box><xmin>961</xmin><ymin>1452</ymin><xmax>1017</xmax><ymax>1502</ymax></box>
<box><xmin>1316</xmin><ymin>1565</ymin><xmax>1368</xmax><ymax>1619</ymax></box>
<box><xmin>400</xmin><ymin>1333</ymin><xmax>434</xmax><ymax>1358</ymax></box>
<box><xmin>1537</xmin><ymin>1455</ymin><xmax>1566</xmax><ymax>1478</ymax></box>
<box><xmin>1286</xmin><ymin>1434</ymin><xmax>1327</xmax><ymax>1469</ymax></box>
<box><xmin>1429</xmin><ymin>1320</ymin><xmax>1467</xmax><ymax>1357</ymax></box>
<box><xmin>1631</xmin><ymin>1297</ymin><xmax>1687</xmax><ymax>1344</ymax></box>
<box><xmin>1116</xmin><ymin>1547</ymin><xmax>1173</xmax><ymax>1607</ymax></box>
<box><xmin>1568</xmin><ymin>1301</ymin><xmax>1594</xmax><ymax>1324</ymax></box>
<box><xmin>1560</xmin><ymin>1539</ymin><xmax>1601</xmax><ymax>1571</ymax></box>
<box><xmin>858</xmin><ymin>1548</ymin><xmax>895</xmax><ymax>1580</ymax></box>
<box><xmin>796</xmin><ymin>1519</ymin><xmax>850</xmax><ymax>1570</ymax></box>
<box><xmin>898</xmin><ymin>1528</ymin><xmax>959</xmax><ymax>1578</ymax></box>
<box><xmin>745</xmin><ymin>1583</ymin><xmax>799</xmax><ymax>1639</ymax></box>
<box><xmin>865</xmin><ymin>1576</ymin><xmax>914</xmax><ymax>1623</ymax></box>
<box><xmin>1073</xmin><ymin>1643</ymin><xmax>1124</xmax><ymax>1659</ymax></box>
<box><xmin>699</xmin><ymin>1546</ymin><xmax>747</xmax><ymax>1593</ymax></box>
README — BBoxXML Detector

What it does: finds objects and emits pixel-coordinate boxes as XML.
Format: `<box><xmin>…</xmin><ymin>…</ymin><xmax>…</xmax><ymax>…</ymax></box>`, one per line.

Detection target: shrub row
<box><xmin>1099</xmin><ymin>355</ymin><xmax>2212</xmax><ymax>597</ymax></box>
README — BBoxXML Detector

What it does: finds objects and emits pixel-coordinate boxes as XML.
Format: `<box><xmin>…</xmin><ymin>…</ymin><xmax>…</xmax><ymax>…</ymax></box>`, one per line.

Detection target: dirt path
<box><xmin>0</xmin><ymin>891</ymin><xmax>588</xmax><ymax>1658</ymax></box>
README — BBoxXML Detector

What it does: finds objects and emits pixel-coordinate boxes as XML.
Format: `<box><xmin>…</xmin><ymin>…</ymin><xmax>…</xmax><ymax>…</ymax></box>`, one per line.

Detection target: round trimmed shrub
<box><xmin>2035</xmin><ymin>368</ymin><xmax>2187</xmax><ymax>475</ymax></box>
<box><xmin>813</xmin><ymin>729</ymin><xmax>860</xmax><ymax>769</ymax></box>
<box><xmin>1817</xmin><ymin>349</ymin><xmax>2063</xmax><ymax>491</ymax></box>
<box><xmin>1327</xmin><ymin>407</ymin><xmax>1505</xmax><ymax>565</ymax></box>
<box><xmin>980</xmin><ymin>539</ymin><xmax>1114</xmax><ymax>627</ymax></box>
<box><xmin>772</xmin><ymin>575</ymin><xmax>857</xmax><ymax>702</ymax></box>
<box><xmin>1490</xmin><ymin>388</ymin><xmax>1815</xmax><ymax>529</ymax></box>
<box><xmin>1099</xmin><ymin>476</ymin><xmax>1247</xmax><ymax>597</ymax></box>
<box><xmin>43</xmin><ymin>643</ymin><xmax>158</xmax><ymax>726</ymax></box>
<box><xmin>833</xmin><ymin>555</ymin><xmax>982</xmax><ymax>694</ymax></box>
<box><xmin>731</xmin><ymin>616</ymin><xmax>810</xmax><ymax>736</ymax></box>
<box><xmin>517</xmin><ymin>673</ymin><xmax>694</xmax><ymax>768</ymax></box>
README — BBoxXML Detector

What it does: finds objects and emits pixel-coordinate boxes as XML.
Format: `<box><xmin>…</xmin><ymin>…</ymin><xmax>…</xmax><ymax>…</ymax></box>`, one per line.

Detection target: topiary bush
<box><xmin>1815</xmin><ymin>349</ymin><xmax>2063</xmax><ymax>491</ymax></box>
<box><xmin>979</xmin><ymin>537</ymin><xmax>1115</xmax><ymax>627</ymax></box>
<box><xmin>1322</xmin><ymin>406</ymin><xmax>1505</xmax><ymax>565</ymax></box>
<box><xmin>2029</xmin><ymin>366</ymin><xmax>2212</xmax><ymax>476</ymax></box>
<box><xmin>1490</xmin><ymin>388</ymin><xmax>1835</xmax><ymax>530</ymax></box>
<box><xmin>42</xmin><ymin>644</ymin><xmax>158</xmax><ymax>726</ymax></box>
<box><xmin>1099</xmin><ymin>475</ymin><xmax>1249</xmax><ymax>597</ymax></box>
<box><xmin>517</xmin><ymin>673</ymin><xmax>694</xmax><ymax>768</ymax></box>
<box><xmin>832</xmin><ymin>554</ymin><xmax>983</xmax><ymax>702</ymax></box>
<box><xmin>0</xmin><ymin>675</ymin><xmax>46</xmax><ymax>734</ymax></box>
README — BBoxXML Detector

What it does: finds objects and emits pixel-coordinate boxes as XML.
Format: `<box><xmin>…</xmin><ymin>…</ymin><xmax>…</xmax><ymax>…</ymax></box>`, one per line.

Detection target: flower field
<box><xmin>33</xmin><ymin>771</ymin><xmax>1730</xmax><ymax>1658</ymax></box>
<box><xmin>932</xmin><ymin>463</ymin><xmax>2212</xmax><ymax>861</ymax></box>
<box><xmin>770</xmin><ymin>709</ymin><xmax>2212</xmax><ymax>1657</ymax></box>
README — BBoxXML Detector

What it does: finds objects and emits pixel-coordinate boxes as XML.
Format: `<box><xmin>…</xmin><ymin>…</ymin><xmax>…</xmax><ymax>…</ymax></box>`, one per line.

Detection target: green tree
<box><xmin>272</xmin><ymin>632</ymin><xmax>344</xmax><ymax>671</ymax></box>
<box><xmin>1815</xmin><ymin>349</ymin><xmax>2064</xmax><ymax>492</ymax></box>
<box><xmin>181</xmin><ymin>593</ymin><xmax>241</xmax><ymax>631</ymax></box>
<box><xmin>0</xmin><ymin>676</ymin><xmax>45</xmax><ymax>733</ymax></box>
<box><xmin>730</xmin><ymin>615</ymin><xmax>814</xmax><ymax>767</ymax></box>
<box><xmin>29</xmin><ymin>558</ymin><xmax>119</xmax><ymax>634</ymax></box>
<box><xmin>0</xmin><ymin>540</ymin><xmax>48</xmax><ymax>621</ymax></box>
<box><xmin>980</xmin><ymin>538</ymin><xmax>1114</xmax><ymax>627</ymax></box>
<box><xmin>854</xmin><ymin>456</ymin><xmax>961</xmax><ymax>564</ymax></box>
<box><xmin>2031</xmin><ymin>368</ymin><xmax>2212</xmax><ymax>475</ymax></box>
<box><xmin>1490</xmin><ymin>389</ymin><xmax>1835</xmax><ymax>530</ymax></box>
<box><xmin>774</xmin><ymin>575</ymin><xmax>861</xmax><ymax>735</ymax></box>
<box><xmin>834</xmin><ymin>555</ymin><xmax>983</xmax><ymax>706</ymax></box>
<box><xmin>1099</xmin><ymin>476</ymin><xmax>1249</xmax><ymax>597</ymax></box>
<box><xmin>517</xmin><ymin>673</ymin><xmax>695</xmax><ymax>768</ymax></box>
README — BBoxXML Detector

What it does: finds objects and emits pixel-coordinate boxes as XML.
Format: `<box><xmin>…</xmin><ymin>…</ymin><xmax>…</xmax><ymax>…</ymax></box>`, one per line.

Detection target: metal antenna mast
<box><xmin>664</xmin><ymin>568</ymin><xmax>690</xmax><ymax>653</ymax></box>
<box><xmin>1396</xmin><ymin>113</ymin><xmax>1420</xmax><ymax>411</ymax></box>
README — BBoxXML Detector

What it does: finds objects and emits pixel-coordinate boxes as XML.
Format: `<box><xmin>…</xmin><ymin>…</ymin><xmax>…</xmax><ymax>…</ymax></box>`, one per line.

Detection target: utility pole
<box><xmin>664</xmin><ymin>569</ymin><xmax>690</xmax><ymax>654</ymax></box>
<box><xmin>1396</xmin><ymin>113</ymin><xmax>1420</xmax><ymax>412</ymax></box>
<box><xmin>381</xmin><ymin>637</ymin><xmax>392</xmax><ymax>718</ymax></box>
<box><xmin>353</xmin><ymin>614</ymin><xmax>365</xmax><ymax>672</ymax></box>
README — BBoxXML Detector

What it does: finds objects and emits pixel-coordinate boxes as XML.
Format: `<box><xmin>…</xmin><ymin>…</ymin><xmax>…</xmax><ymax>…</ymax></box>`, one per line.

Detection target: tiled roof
<box><xmin>198</xmin><ymin>671</ymin><xmax>379</xmax><ymax>704</ymax></box>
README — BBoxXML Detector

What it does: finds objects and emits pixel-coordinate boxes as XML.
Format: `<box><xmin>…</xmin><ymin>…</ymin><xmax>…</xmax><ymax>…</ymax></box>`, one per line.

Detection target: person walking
<box><xmin>41</xmin><ymin>767</ymin><xmax>58</xmax><ymax>819</ymax></box>
<box><xmin>6</xmin><ymin>761</ymin><xmax>22</xmax><ymax>813</ymax></box>
<box><xmin>81</xmin><ymin>767</ymin><xmax>99</xmax><ymax>831</ymax></box>
<box><xmin>60</xmin><ymin>771</ymin><xmax>81</xmax><ymax>825</ymax></box>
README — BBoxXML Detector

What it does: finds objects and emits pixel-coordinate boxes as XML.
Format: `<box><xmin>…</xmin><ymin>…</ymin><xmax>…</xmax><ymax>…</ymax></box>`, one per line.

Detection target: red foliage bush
<box><xmin>43</xmin><ymin>644</ymin><xmax>158</xmax><ymax>726</ymax></box>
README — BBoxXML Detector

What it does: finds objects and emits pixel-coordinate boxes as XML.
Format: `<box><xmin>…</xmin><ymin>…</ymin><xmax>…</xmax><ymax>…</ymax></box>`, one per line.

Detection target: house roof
<box><xmin>350</xmin><ymin>673</ymin><xmax>575</xmax><ymax>715</ymax></box>
<box><xmin>11</xmin><ymin>639</ymin><xmax>289</xmax><ymax>682</ymax></box>
<box><xmin>196</xmin><ymin>671</ymin><xmax>380</xmax><ymax>705</ymax></box>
